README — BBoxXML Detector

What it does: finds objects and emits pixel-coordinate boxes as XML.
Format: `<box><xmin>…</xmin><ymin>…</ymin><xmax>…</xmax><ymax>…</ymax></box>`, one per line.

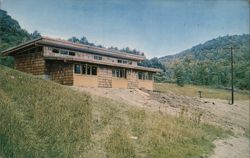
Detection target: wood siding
<box><xmin>98</xmin><ymin>67</ymin><xmax>112</xmax><ymax>88</ymax></box>
<box><xmin>45</xmin><ymin>61</ymin><xmax>73</xmax><ymax>85</ymax></box>
<box><xmin>127</xmin><ymin>70</ymin><xmax>139</xmax><ymax>89</ymax></box>
<box><xmin>15</xmin><ymin>50</ymin><xmax>45</xmax><ymax>75</ymax></box>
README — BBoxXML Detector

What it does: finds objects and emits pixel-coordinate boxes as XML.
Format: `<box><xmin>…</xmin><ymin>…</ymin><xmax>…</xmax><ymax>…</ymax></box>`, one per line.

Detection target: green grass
<box><xmin>0</xmin><ymin>65</ymin><xmax>92</xmax><ymax>158</ymax></box>
<box><xmin>82</xmin><ymin>95</ymin><xmax>231</xmax><ymax>158</ymax></box>
<box><xmin>0</xmin><ymin>65</ymin><xmax>231</xmax><ymax>158</ymax></box>
<box><xmin>155</xmin><ymin>83</ymin><xmax>249</xmax><ymax>100</ymax></box>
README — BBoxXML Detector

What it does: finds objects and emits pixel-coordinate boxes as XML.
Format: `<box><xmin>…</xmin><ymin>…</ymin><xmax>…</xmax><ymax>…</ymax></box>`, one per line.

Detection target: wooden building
<box><xmin>2</xmin><ymin>37</ymin><xmax>160</xmax><ymax>90</ymax></box>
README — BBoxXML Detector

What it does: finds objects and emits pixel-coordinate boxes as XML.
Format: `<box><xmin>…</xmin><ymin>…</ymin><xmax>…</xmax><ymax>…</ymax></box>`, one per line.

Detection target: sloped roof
<box><xmin>2</xmin><ymin>36</ymin><xmax>146</xmax><ymax>61</ymax></box>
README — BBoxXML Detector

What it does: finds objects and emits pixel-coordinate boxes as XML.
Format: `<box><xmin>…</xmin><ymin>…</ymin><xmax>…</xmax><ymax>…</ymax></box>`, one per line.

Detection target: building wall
<box><xmin>98</xmin><ymin>67</ymin><xmax>112</xmax><ymax>88</ymax></box>
<box><xmin>45</xmin><ymin>60</ymin><xmax>74</xmax><ymax>85</ymax></box>
<box><xmin>138</xmin><ymin>80</ymin><xmax>154</xmax><ymax>90</ymax></box>
<box><xmin>71</xmin><ymin>64</ymin><xmax>154</xmax><ymax>90</ymax></box>
<box><xmin>15</xmin><ymin>49</ymin><xmax>45</xmax><ymax>75</ymax></box>
<box><xmin>112</xmin><ymin>78</ymin><xmax>128</xmax><ymax>89</ymax></box>
<box><xmin>127</xmin><ymin>70</ymin><xmax>139</xmax><ymax>89</ymax></box>
<box><xmin>13</xmin><ymin>46</ymin><xmax>154</xmax><ymax>89</ymax></box>
<box><xmin>73</xmin><ymin>74</ymin><xmax>98</xmax><ymax>87</ymax></box>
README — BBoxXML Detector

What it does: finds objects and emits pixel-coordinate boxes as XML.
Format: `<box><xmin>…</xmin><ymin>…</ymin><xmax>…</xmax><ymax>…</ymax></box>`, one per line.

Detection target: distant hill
<box><xmin>160</xmin><ymin>34</ymin><xmax>250</xmax><ymax>62</ymax></box>
<box><xmin>0</xmin><ymin>9</ymin><xmax>41</xmax><ymax>66</ymax></box>
<box><xmin>158</xmin><ymin>34</ymin><xmax>250</xmax><ymax>89</ymax></box>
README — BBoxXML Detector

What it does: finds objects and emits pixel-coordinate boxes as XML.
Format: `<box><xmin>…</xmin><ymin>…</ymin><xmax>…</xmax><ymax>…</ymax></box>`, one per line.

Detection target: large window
<box><xmin>87</xmin><ymin>65</ymin><xmax>91</xmax><ymax>75</ymax></box>
<box><xmin>138</xmin><ymin>72</ymin><xmax>153</xmax><ymax>80</ymax></box>
<box><xmin>74</xmin><ymin>64</ymin><xmax>81</xmax><ymax>74</ymax></box>
<box><xmin>112</xmin><ymin>69</ymin><xmax>126</xmax><ymax>78</ymax></box>
<box><xmin>92</xmin><ymin>66</ymin><xmax>97</xmax><ymax>75</ymax></box>
<box><xmin>82</xmin><ymin>64</ymin><xmax>86</xmax><ymax>74</ymax></box>
<box><xmin>75</xmin><ymin>63</ymin><xmax>97</xmax><ymax>75</ymax></box>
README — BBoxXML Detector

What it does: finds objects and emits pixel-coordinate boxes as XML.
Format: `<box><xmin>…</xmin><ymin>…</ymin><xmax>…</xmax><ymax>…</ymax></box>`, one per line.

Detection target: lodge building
<box><xmin>2</xmin><ymin>37</ymin><xmax>160</xmax><ymax>90</ymax></box>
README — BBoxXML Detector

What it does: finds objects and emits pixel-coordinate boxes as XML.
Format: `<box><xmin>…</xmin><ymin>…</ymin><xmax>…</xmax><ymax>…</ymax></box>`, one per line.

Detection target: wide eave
<box><xmin>1</xmin><ymin>37</ymin><xmax>161</xmax><ymax>73</ymax></box>
<box><xmin>44</xmin><ymin>55</ymin><xmax>161</xmax><ymax>73</ymax></box>
<box><xmin>1</xmin><ymin>37</ymin><xmax>146</xmax><ymax>61</ymax></box>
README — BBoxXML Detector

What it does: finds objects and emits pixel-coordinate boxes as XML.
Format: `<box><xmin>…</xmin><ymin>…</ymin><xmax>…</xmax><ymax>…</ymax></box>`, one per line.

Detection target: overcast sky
<box><xmin>2</xmin><ymin>0</ymin><xmax>249</xmax><ymax>58</ymax></box>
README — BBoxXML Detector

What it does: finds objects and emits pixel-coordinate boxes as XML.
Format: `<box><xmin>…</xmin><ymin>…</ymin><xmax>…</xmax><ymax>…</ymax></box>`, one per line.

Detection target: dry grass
<box><xmin>155</xmin><ymin>83</ymin><xmax>249</xmax><ymax>100</ymax></box>
<box><xmin>0</xmin><ymin>65</ymin><xmax>232</xmax><ymax>158</ymax></box>
<box><xmin>81</xmin><ymin>95</ymin><xmax>231</xmax><ymax>158</ymax></box>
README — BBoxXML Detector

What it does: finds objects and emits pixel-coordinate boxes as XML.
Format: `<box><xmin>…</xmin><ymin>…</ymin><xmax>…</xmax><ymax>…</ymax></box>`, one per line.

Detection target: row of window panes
<box><xmin>94</xmin><ymin>55</ymin><xmax>102</xmax><ymax>60</ymax></box>
<box><xmin>117</xmin><ymin>59</ymin><xmax>132</xmax><ymax>65</ymax></box>
<box><xmin>49</xmin><ymin>47</ymin><xmax>134</xmax><ymax>66</ymax></box>
<box><xmin>49</xmin><ymin>47</ymin><xmax>76</xmax><ymax>56</ymax></box>
<box><xmin>74</xmin><ymin>64</ymin><xmax>97</xmax><ymax>75</ymax></box>
<box><xmin>138</xmin><ymin>72</ymin><xmax>153</xmax><ymax>80</ymax></box>
<box><xmin>112</xmin><ymin>69</ymin><xmax>127</xmax><ymax>78</ymax></box>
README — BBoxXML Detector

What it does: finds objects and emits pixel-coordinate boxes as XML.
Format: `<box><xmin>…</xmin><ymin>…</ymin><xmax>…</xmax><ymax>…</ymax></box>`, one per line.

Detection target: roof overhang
<box><xmin>1</xmin><ymin>37</ymin><xmax>146</xmax><ymax>61</ymax></box>
<box><xmin>44</xmin><ymin>55</ymin><xmax>161</xmax><ymax>73</ymax></box>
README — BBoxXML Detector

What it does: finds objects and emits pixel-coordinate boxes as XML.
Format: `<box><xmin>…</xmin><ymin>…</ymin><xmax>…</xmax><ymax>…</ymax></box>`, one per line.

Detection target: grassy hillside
<box><xmin>0</xmin><ymin>65</ymin><xmax>231</xmax><ymax>157</ymax></box>
<box><xmin>0</xmin><ymin>65</ymin><xmax>92</xmax><ymax>158</ymax></box>
<box><xmin>85</xmin><ymin>96</ymin><xmax>232</xmax><ymax>158</ymax></box>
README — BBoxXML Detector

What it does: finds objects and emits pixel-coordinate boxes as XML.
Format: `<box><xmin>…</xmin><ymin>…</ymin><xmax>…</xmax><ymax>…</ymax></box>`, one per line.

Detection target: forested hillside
<box><xmin>159</xmin><ymin>35</ymin><xmax>250</xmax><ymax>90</ymax></box>
<box><xmin>0</xmin><ymin>9</ymin><xmax>41</xmax><ymax>67</ymax></box>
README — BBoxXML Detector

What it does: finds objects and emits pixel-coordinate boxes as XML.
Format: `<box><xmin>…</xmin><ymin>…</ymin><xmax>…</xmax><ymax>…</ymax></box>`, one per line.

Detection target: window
<box><xmin>148</xmin><ymin>73</ymin><xmax>153</xmax><ymax>80</ymax></box>
<box><xmin>94</xmin><ymin>55</ymin><xmax>102</xmax><ymax>60</ymax></box>
<box><xmin>122</xmin><ymin>60</ymin><xmax>128</xmax><ymax>64</ymax></box>
<box><xmin>52</xmin><ymin>49</ymin><xmax>59</xmax><ymax>53</ymax></box>
<box><xmin>138</xmin><ymin>72</ymin><xmax>143</xmax><ymax>80</ymax></box>
<box><xmin>92</xmin><ymin>66</ymin><xmax>97</xmax><ymax>75</ymax></box>
<box><xmin>74</xmin><ymin>64</ymin><xmax>81</xmax><ymax>74</ymax></box>
<box><xmin>82</xmin><ymin>64</ymin><xmax>86</xmax><ymax>74</ymax></box>
<box><xmin>117</xmin><ymin>59</ymin><xmax>131</xmax><ymax>65</ymax></box>
<box><xmin>112</xmin><ymin>69</ymin><xmax>116</xmax><ymax>77</ymax></box>
<box><xmin>69</xmin><ymin>51</ymin><xmax>75</xmax><ymax>56</ymax></box>
<box><xmin>112</xmin><ymin>69</ymin><xmax>126</xmax><ymax>78</ymax></box>
<box><xmin>51</xmin><ymin>48</ymin><xmax>75</xmax><ymax>56</ymax></box>
<box><xmin>60</xmin><ymin>50</ymin><xmax>69</xmax><ymax>55</ymax></box>
<box><xmin>87</xmin><ymin>65</ymin><xmax>91</xmax><ymax>75</ymax></box>
<box><xmin>75</xmin><ymin>64</ymin><xmax>98</xmax><ymax>75</ymax></box>
<box><xmin>138</xmin><ymin>72</ymin><xmax>153</xmax><ymax>80</ymax></box>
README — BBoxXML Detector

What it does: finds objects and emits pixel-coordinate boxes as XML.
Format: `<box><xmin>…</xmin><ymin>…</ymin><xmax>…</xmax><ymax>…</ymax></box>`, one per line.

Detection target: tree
<box><xmin>30</xmin><ymin>30</ymin><xmax>41</xmax><ymax>39</ymax></box>
<box><xmin>174</xmin><ymin>63</ymin><xmax>185</xmax><ymax>87</ymax></box>
<box><xmin>68</xmin><ymin>36</ymin><xmax>80</xmax><ymax>43</ymax></box>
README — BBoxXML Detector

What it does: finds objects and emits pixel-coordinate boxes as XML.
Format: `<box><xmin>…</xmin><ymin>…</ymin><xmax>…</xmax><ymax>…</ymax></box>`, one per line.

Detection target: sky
<box><xmin>1</xmin><ymin>0</ymin><xmax>249</xmax><ymax>58</ymax></box>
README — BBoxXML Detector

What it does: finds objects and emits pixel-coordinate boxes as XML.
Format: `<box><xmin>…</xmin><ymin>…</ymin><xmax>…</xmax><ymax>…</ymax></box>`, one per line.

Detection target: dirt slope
<box><xmin>72</xmin><ymin>86</ymin><xmax>250</xmax><ymax>158</ymax></box>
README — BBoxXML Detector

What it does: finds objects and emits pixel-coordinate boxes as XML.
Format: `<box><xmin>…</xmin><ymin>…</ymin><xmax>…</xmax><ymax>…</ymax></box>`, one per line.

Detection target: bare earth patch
<box><xmin>72</xmin><ymin>86</ymin><xmax>250</xmax><ymax>158</ymax></box>
<box><xmin>210</xmin><ymin>137</ymin><xmax>249</xmax><ymax>158</ymax></box>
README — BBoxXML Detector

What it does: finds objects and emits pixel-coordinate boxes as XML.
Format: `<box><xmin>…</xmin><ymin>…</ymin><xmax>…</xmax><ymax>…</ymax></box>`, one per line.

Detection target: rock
<box><xmin>130</xmin><ymin>136</ymin><xmax>138</xmax><ymax>140</ymax></box>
